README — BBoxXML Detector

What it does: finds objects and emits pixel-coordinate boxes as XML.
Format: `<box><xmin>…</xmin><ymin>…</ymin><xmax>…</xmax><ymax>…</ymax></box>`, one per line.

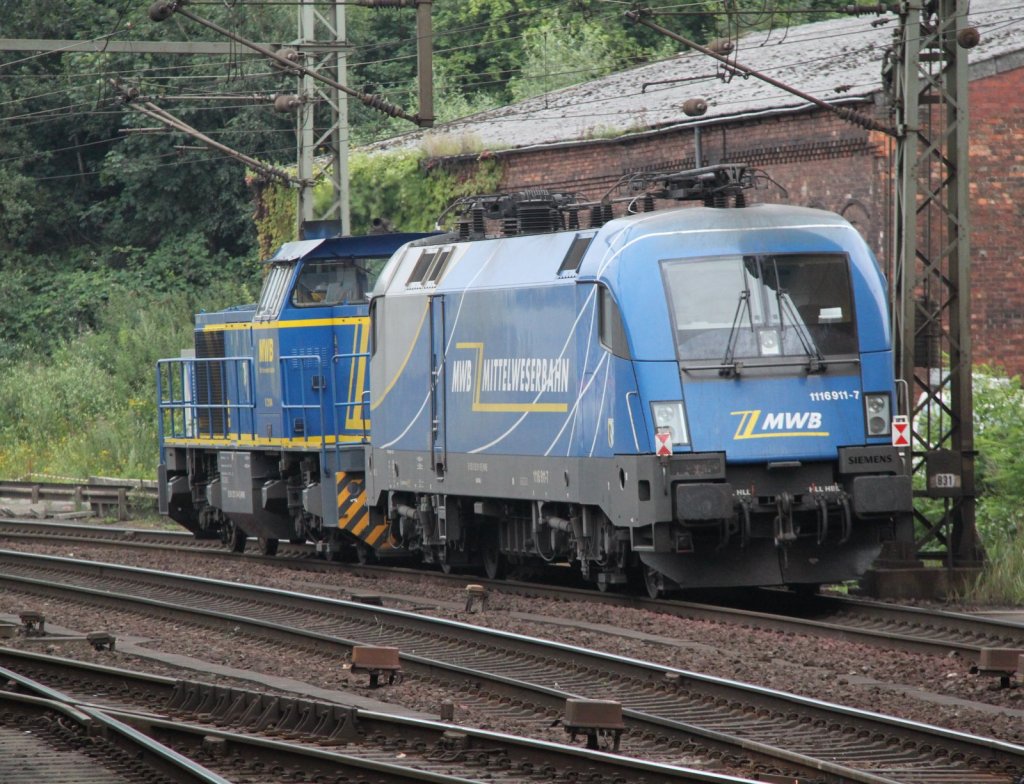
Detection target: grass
<box><xmin>0</xmin><ymin>282</ymin><xmax>251</xmax><ymax>482</ymax></box>
<box><xmin>420</xmin><ymin>132</ymin><xmax>487</xmax><ymax>158</ymax></box>
<box><xmin>964</xmin><ymin>545</ymin><xmax>1024</xmax><ymax>605</ymax></box>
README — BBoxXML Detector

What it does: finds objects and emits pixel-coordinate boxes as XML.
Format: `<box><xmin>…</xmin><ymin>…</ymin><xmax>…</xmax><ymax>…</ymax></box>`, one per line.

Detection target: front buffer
<box><xmin>632</xmin><ymin>446</ymin><xmax>911</xmax><ymax>589</ymax></box>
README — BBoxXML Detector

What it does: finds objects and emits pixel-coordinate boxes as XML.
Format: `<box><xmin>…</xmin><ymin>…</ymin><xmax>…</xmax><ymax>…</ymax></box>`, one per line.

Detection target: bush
<box><xmin>966</xmin><ymin>366</ymin><xmax>1024</xmax><ymax>603</ymax></box>
<box><xmin>0</xmin><ymin>281</ymin><xmax>256</xmax><ymax>481</ymax></box>
<box><xmin>904</xmin><ymin>366</ymin><xmax>1024</xmax><ymax>602</ymax></box>
<box><xmin>252</xmin><ymin>149</ymin><xmax>505</xmax><ymax>251</ymax></box>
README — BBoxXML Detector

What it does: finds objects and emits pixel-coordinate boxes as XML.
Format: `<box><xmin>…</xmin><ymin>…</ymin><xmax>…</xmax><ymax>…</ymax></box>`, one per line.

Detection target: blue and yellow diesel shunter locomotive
<box><xmin>158</xmin><ymin>165</ymin><xmax>911</xmax><ymax>593</ymax></box>
<box><xmin>157</xmin><ymin>231</ymin><xmax>432</xmax><ymax>555</ymax></box>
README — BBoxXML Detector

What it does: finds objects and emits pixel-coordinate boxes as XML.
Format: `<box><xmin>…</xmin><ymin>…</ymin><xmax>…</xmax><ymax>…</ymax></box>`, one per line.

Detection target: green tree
<box><xmin>0</xmin><ymin>0</ymin><xmax>842</xmax><ymax>363</ymax></box>
<box><xmin>0</xmin><ymin>1</ymin><xmax>294</xmax><ymax>358</ymax></box>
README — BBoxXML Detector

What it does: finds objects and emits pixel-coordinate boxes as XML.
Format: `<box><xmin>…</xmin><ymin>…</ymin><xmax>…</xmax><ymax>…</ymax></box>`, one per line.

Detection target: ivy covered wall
<box><xmin>251</xmin><ymin>149</ymin><xmax>503</xmax><ymax>256</ymax></box>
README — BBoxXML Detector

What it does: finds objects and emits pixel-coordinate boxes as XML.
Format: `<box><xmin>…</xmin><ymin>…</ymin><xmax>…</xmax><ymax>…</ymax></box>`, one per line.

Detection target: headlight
<box><xmin>651</xmin><ymin>401</ymin><xmax>689</xmax><ymax>446</ymax></box>
<box><xmin>864</xmin><ymin>393</ymin><xmax>891</xmax><ymax>436</ymax></box>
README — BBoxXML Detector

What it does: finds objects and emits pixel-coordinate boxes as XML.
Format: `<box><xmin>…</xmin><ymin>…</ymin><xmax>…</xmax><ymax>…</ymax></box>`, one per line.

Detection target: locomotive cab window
<box><xmin>255</xmin><ymin>262</ymin><xmax>293</xmax><ymax>321</ymax></box>
<box><xmin>662</xmin><ymin>253</ymin><xmax>857</xmax><ymax>363</ymax></box>
<box><xmin>292</xmin><ymin>260</ymin><xmax>370</xmax><ymax>307</ymax></box>
<box><xmin>369</xmin><ymin>297</ymin><xmax>380</xmax><ymax>356</ymax></box>
<box><xmin>599</xmin><ymin>285</ymin><xmax>631</xmax><ymax>358</ymax></box>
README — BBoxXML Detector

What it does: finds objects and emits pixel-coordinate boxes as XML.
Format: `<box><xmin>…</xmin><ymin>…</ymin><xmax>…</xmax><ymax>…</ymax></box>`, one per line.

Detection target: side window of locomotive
<box><xmin>425</xmin><ymin>247</ymin><xmax>455</xmax><ymax>284</ymax></box>
<box><xmin>255</xmin><ymin>263</ymin><xmax>293</xmax><ymax>321</ymax></box>
<box><xmin>292</xmin><ymin>260</ymin><xmax>369</xmax><ymax>307</ymax></box>
<box><xmin>406</xmin><ymin>247</ymin><xmax>455</xmax><ymax>287</ymax></box>
<box><xmin>363</xmin><ymin>257</ymin><xmax>388</xmax><ymax>289</ymax></box>
<box><xmin>598</xmin><ymin>286</ymin><xmax>631</xmax><ymax>358</ymax></box>
<box><xmin>558</xmin><ymin>234</ymin><xmax>594</xmax><ymax>276</ymax></box>
<box><xmin>369</xmin><ymin>298</ymin><xmax>380</xmax><ymax>356</ymax></box>
<box><xmin>406</xmin><ymin>250</ymin><xmax>436</xmax><ymax>285</ymax></box>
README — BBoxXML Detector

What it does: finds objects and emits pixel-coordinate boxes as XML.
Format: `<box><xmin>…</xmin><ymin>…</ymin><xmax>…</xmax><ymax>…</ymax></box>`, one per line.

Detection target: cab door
<box><xmin>429</xmin><ymin>293</ymin><xmax>447</xmax><ymax>478</ymax></box>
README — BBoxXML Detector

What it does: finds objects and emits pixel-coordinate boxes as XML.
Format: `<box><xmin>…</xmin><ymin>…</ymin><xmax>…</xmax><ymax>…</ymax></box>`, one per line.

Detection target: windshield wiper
<box><xmin>778</xmin><ymin>290</ymin><xmax>827</xmax><ymax>373</ymax></box>
<box><xmin>719</xmin><ymin>290</ymin><xmax>750</xmax><ymax>377</ymax></box>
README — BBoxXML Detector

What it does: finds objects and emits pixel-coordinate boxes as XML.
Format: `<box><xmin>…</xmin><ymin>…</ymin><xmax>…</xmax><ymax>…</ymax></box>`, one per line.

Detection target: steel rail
<box><xmin>0</xmin><ymin>549</ymin><xmax>1020</xmax><ymax>783</ymax></box>
<box><xmin>0</xmin><ymin>647</ymin><xmax>758</xmax><ymax>784</ymax></box>
<box><xmin>0</xmin><ymin>681</ymin><xmax>479</xmax><ymax>784</ymax></box>
<box><xmin>1</xmin><ymin>517</ymin><xmax>1021</xmax><ymax>661</ymax></box>
<box><xmin>0</xmin><ymin>668</ymin><xmax>231</xmax><ymax>784</ymax></box>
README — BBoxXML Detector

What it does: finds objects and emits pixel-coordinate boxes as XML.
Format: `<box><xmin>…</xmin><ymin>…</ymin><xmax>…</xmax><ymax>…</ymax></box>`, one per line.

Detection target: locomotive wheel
<box><xmin>227</xmin><ymin>521</ymin><xmax>247</xmax><ymax>553</ymax></box>
<box><xmin>641</xmin><ymin>564</ymin><xmax>663</xmax><ymax>599</ymax></box>
<box><xmin>355</xmin><ymin>542</ymin><xmax>377</xmax><ymax>565</ymax></box>
<box><xmin>258</xmin><ymin>537</ymin><xmax>279</xmax><ymax>556</ymax></box>
<box><xmin>439</xmin><ymin>543</ymin><xmax>459</xmax><ymax>574</ymax></box>
<box><xmin>481</xmin><ymin>543</ymin><xmax>506</xmax><ymax>580</ymax></box>
<box><xmin>290</xmin><ymin>536</ymin><xmax>306</xmax><ymax>545</ymax></box>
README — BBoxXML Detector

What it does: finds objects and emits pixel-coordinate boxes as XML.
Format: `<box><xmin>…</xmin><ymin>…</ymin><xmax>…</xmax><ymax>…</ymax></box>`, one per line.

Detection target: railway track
<box><xmin>0</xmin><ymin>647</ymin><xmax>757</xmax><ymax>784</ymax></box>
<box><xmin>1</xmin><ymin>517</ymin><xmax>1022</xmax><ymax>663</ymax></box>
<box><xmin>0</xmin><ymin>668</ymin><xmax>229</xmax><ymax>784</ymax></box>
<box><xmin>0</xmin><ymin>549</ymin><xmax>1021</xmax><ymax>784</ymax></box>
<box><xmin>0</xmin><ymin>479</ymin><xmax>156</xmax><ymax>521</ymax></box>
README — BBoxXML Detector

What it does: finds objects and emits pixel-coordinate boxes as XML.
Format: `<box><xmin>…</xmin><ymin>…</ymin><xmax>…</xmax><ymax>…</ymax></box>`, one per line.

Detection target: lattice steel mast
<box><xmin>295</xmin><ymin>0</ymin><xmax>434</xmax><ymax>233</ymax></box>
<box><xmin>886</xmin><ymin>0</ymin><xmax>983</xmax><ymax>575</ymax></box>
<box><xmin>149</xmin><ymin>0</ymin><xmax>434</xmax><ymax>237</ymax></box>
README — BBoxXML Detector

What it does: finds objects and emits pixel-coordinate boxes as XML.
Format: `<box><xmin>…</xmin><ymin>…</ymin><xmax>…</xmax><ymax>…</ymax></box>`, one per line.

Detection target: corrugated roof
<box><xmin>370</xmin><ymin>0</ymin><xmax>1024</xmax><ymax>154</ymax></box>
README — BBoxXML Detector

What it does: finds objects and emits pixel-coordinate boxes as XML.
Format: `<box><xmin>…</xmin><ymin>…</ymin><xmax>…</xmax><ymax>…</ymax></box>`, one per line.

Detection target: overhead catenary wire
<box><xmin>2</xmin><ymin>2</ymin><xmax>1014</xmax><ymax>164</ymax></box>
<box><xmin>112</xmin><ymin>82</ymin><xmax>303</xmax><ymax>187</ymax></box>
<box><xmin>626</xmin><ymin>7</ymin><xmax>895</xmax><ymax>134</ymax></box>
<box><xmin>2</xmin><ymin>2</ymin><xmax>1010</xmax><ymax>160</ymax></box>
<box><xmin>147</xmin><ymin>0</ymin><xmax>423</xmax><ymax>124</ymax></box>
<box><xmin>0</xmin><ymin>26</ymin><xmax>127</xmax><ymax>71</ymax></box>
<box><xmin>0</xmin><ymin>0</ymin><xmax>827</xmax><ymax>103</ymax></box>
<box><xmin>355</xmin><ymin>5</ymin><xmax>1018</xmax><ymax>143</ymax></box>
<box><xmin>0</xmin><ymin>4</ymin><xmax>889</xmax><ymax>119</ymax></box>
<box><xmin>1</xmin><ymin>0</ymin><xmax>1009</xmax><ymax>89</ymax></box>
<box><xmin>26</xmin><ymin>143</ymin><xmax>298</xmax><ymax>182</ymax></box>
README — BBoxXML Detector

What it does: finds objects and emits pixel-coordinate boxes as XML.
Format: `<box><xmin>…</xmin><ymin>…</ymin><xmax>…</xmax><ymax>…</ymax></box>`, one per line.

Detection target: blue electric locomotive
<box><xmin>157</xmin><ymin>165</ymin><xmax>911</xmax><ymax>593</ymax></box>
<box><xmin>365</xmin><ymin>169</ymin><xmax>911</xmax><ymax>593</ymax></box>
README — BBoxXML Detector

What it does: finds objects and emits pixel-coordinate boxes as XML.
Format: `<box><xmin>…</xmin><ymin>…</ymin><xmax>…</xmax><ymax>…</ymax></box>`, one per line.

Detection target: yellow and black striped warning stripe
<box><xmin>336</xmin><ymin>472</ymin><xmax>391</xmax><ymax>550</ymax></box>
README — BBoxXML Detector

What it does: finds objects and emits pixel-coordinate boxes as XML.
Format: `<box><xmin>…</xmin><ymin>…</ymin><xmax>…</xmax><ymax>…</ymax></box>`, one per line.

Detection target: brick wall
<box><xmin>494</xmin><ymin>108</ymin><xmax>890</xmax><ymax>250</ymax></box>
<box><xmin>440</xmin><ymin>66</ymin><xmax>1023</xmax><ymax>374</ymax></box>
<box><xmin>967</xmin><ymin>68</ymin><xmax>1024</xmax><ymax>374</ymax></box>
